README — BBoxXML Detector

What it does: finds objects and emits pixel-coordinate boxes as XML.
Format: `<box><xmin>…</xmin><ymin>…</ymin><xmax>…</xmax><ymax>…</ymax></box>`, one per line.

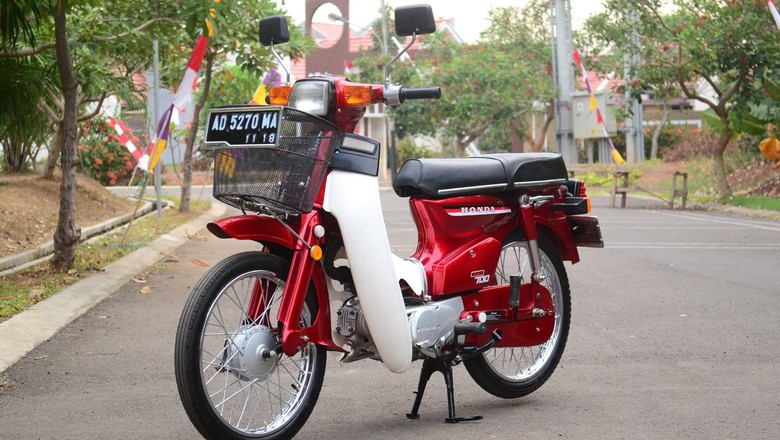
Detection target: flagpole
<box><xmin>121</xmin><ymin>172</ymin><xmax>150</xmax><ymax>246</ymax></box>
<box><xmin>153</xmin><ymin>39</ymin><xmax>163</xmax><ymax>219</ymax></box>
<box><xmin>127</xmin><ymin>166</ymin><xmax>138</xmax><ymax>189</ymax></box>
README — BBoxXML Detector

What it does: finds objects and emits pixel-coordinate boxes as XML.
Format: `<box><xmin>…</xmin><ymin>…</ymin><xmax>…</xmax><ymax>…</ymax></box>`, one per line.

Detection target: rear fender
<box><xmin>535</xmin><ymin>216</ymin><xmax>580</xmax><ymax>264</ymax></box>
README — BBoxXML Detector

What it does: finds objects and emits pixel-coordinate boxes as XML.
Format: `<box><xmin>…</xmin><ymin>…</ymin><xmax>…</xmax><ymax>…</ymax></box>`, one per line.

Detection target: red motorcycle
<box><xmin>175</xmin><ymin>5</ymin><xmax>603</xmax><ymax>439</ymax></box>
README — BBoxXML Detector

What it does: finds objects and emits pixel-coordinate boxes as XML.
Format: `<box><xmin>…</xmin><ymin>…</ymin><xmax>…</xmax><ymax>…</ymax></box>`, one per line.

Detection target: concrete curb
<box><xmin>0</xmin><ymin>200</ymin><xmax>158</xmax><ymax>274</ymax></box>
<box><xmin>0</xmin><ymin>202</ymin><xmax>227</xmax><ymax>374</ymax></box>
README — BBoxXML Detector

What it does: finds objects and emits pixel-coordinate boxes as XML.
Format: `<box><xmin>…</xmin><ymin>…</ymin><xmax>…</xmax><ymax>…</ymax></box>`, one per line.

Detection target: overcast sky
<box><xmin>278</xmin><ymin>0</ymin><xmax>605</xmax><ymax>42</ymax></box>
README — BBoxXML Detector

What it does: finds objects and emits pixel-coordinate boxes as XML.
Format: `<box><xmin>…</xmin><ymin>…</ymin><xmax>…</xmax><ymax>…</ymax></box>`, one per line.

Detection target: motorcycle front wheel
<box><xmin>464</xmin><ymin>233</ymin><xmax>571</xmax><ymax>399</ymax></box>
<box><xmin>175</xmin><ymin>251</ymin><xmax>325</xmax><ymax>440</ymax></box>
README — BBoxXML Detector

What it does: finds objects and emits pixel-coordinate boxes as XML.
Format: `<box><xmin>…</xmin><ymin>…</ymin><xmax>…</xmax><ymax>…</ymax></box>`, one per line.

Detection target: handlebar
<box><xmin>401</xmin><ymin>87</ymin><xmax>441</xmax><ymax>102</ymax></box>
<box><xmin>384</xmin><ymin>84</ymin><xmax>441</xmax><ymax>107</ymax></box>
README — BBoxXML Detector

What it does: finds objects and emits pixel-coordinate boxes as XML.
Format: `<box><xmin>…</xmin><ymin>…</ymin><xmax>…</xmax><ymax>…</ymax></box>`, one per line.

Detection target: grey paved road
<box><xmin>1</xmin><ymin>193</ymin><xmax>778</xmax><ymax>439</ymax></box>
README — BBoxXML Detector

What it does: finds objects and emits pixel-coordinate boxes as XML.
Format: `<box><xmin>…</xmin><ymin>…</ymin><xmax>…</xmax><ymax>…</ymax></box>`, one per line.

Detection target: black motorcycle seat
<box><xmin>393</xmin><ymin>153</ymin><xmax>568</xmax><ymax>198</ymax></box>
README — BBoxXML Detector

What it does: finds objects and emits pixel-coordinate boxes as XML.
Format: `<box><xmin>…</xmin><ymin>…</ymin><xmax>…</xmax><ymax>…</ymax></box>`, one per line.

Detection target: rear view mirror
<box><xmin>259</xmin><ymin>15</ymin><xmax>290</xmax><ymax>46</ymax></box>
<box><xmin>394</xmin><ymin>4</ymin><xmax>436</xmax><ymax>37</ymax></box>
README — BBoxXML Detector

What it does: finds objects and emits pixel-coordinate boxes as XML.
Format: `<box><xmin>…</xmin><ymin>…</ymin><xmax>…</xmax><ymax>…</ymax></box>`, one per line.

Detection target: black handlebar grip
<box><xmin>401</xmin><ymin>87</ymin><xmax>442</xmax><ymax>102</ymax></box>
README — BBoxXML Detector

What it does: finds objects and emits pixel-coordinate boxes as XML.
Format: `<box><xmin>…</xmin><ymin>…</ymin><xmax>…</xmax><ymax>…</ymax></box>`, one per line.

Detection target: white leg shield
<box><xmin>323</xmin><ymin>171</ymin><xmax>412</xmax><ymax>373</ymax></box>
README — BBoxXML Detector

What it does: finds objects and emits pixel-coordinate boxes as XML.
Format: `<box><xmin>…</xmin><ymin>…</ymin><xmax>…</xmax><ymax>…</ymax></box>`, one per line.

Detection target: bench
<box><xmin>610</xmin><ymin>170</ymin><xmax>688</xmax><ymax>209</ymax></box>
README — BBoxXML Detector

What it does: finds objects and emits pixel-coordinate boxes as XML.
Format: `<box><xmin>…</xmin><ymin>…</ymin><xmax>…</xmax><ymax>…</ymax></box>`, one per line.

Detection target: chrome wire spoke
<box><xmin>234</xmin><ymin>386</ymin><xmax>251</xmax><ymax>428</ymax></box>
<box><xmin>496</xmin><ymin>253</ymin><xmax>509</xmax><ymax>283</ymax></box>
<box><xmin>246</xmin><ymin>386</ymin><xmax>264</xmax><ymax>430</ymax></box>
<box><xmin>278</xmin><ymin>353</ymin><xmax>307</xmax><ymax>380</ymax></box>
<box><xmin>223</xmin><ymin>282</ymin><xmax>250</xmax><ymax>324</ymax></box>
<box><xmin>213</xmin><ymin>377</ymin><xmax>260</xmax><ymax>410</ymax></box>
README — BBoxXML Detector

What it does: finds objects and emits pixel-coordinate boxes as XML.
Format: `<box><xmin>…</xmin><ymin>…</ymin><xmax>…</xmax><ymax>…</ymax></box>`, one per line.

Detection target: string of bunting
<box><xmin>572</xmin><ymin>49</ymin><xmax>626</xmax><ymax>165</ymax></box>
<box><xmin>105</xmin><ymin>117</ymin><xmax>150</xmax><ymax>172</ymax></box>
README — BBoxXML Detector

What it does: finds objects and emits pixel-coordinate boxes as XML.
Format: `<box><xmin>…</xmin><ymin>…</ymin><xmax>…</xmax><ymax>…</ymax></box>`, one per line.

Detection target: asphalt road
<box><xmin>1</xmin><ymin>192</ymin><xmax>779</xmax><ymax>439</ymax></box>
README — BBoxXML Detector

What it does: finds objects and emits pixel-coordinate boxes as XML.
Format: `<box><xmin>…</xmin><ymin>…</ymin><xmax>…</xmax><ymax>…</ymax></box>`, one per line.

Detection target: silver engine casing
<box><xmin>406</xmin><ymin>297</ymin><xmax>464</xmax><ymax>357</ymax></box>
<box><xmin>337</xmin><ymin>296</ymin><xmax>464</xmax><ymax>361</ymax></box>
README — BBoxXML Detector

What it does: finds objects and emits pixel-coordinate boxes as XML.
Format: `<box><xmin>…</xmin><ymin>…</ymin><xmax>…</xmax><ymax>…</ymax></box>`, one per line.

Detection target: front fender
<box><xmin>207</xmin><ymin>215</ymin><xmax>296</xmax><ymax>249</ymax></box>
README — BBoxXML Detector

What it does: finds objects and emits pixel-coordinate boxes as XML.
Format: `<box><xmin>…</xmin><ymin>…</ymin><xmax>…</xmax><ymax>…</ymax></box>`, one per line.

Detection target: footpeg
<box><xmin>454</xmin><ymin>321</ymin><xmax>487</xmax><ymax>335</ymax></box>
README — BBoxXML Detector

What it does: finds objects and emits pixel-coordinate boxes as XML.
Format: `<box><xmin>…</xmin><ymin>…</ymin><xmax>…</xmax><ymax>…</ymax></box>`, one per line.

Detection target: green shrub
<box><xmin>78</xmin><ymin>118</ymin><xmax>134</xmax><ymax>186</ymax></box>
<box><xmin>396</xmin><ymin>137</ymin><xmax>436</xmax><ymax>166</ymax></box>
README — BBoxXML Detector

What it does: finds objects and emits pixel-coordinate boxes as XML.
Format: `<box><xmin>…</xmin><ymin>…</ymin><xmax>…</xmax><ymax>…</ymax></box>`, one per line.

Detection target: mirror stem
<box><xmin>270</xmin><ymin>43</ymin><xmax>291</xmax><ymax>84</ymax></box>
<box><xmin>383</xmin><ymin>33</ymin><xmax>416</xmax><ymax>87</ymax></box>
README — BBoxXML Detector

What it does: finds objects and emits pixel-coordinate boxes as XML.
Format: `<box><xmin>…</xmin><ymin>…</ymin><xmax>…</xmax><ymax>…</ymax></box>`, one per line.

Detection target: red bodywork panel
<box><xmin>409</xmin><ymin>193</ymin><xmax>579</xmax><ymax>297</ymax></box>
<box><xmin>460</xmin><ymin>283</ymin><xmax>555</xmax><ymax>347</ymax></box>
<box><xmin>409</xmin><ymin>195</ymin><xmax>515</xmax><ymax>296</ymax></box>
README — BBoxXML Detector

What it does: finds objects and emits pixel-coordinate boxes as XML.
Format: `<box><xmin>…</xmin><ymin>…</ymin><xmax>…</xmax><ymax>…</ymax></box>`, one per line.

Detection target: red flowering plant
<box><xmin>78</xmin><ymin>118</ymin><xmax>135</xmax><ymax>186</ymax></box>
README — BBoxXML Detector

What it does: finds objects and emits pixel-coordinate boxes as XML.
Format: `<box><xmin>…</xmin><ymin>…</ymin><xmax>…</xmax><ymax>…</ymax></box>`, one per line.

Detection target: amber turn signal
<box><xmin>269</xmin><ymin>85</ymin><xmax>292</xmax><ymax>106</ymax></box>
<box><xmin>310</xmin><ymin>245</ymin><xmax>323</xmax><ymax>261</ymax></box>
<box><xmin>344</xmin><ymin>85</ymin><xmax>372</xmax><ymax>106</ymax></box>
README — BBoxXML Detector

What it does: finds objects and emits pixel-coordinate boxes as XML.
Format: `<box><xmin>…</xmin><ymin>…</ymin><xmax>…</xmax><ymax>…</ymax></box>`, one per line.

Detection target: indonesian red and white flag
<box><xmin>149</xmin><ymin>35</ymin><xmax>209</xmax><ymax>171</ymax></box>
<box><xmin>106</xmin><ymin>116</ymin><xmax>150</xmax><ymax>172</ymax></box>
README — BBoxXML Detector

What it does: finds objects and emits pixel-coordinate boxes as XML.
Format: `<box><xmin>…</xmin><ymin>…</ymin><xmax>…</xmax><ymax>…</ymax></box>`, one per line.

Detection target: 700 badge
<box><xmin>205</xmin><ymin>108</ymin><xmax>281</xmax><ymax>147</ymax></box>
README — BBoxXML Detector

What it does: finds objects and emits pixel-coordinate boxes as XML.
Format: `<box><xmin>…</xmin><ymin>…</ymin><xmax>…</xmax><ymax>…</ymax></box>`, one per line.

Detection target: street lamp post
<box><xmin>329</xmin><ymin>2</ymin><xmax>396</xmax><ymax>181</ymax></box>
<box><xmin>327</xmin><ymin>13</ymin><xmax>387</xmax><ymax>54</ymax></box>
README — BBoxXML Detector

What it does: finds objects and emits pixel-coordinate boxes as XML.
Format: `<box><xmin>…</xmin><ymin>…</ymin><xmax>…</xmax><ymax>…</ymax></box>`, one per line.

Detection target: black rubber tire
<box><xmin>175</xmin><ymin>251</ymin><xmax>325</xmax><ymax>440</ymax></box>
<box><xmin>464</xmin><ymin>233</ymin><xmax>571</xmax><ymax>399</ymax></box>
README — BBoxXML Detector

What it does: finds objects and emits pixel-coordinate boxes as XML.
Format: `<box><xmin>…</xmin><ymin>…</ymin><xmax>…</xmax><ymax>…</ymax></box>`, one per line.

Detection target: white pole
<box><xmin>152</xmin><ymin>40</ymin><xmax>162</xmax><ymax>218</ymax></box>
<box><xmin>551</xmin><ymin>0</ymin><xmax>576</xmax><ymax>164</ymax></box>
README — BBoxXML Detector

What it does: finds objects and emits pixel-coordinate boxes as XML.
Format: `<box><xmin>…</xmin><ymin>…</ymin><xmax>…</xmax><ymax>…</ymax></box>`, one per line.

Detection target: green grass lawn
<box><xmin>0</xmin><ymin>198</ymin><xmax>210</xmax><ymax>321</ymax></box>
<box><xmin>725</xmin><ymin>196</ymin><xmax>780</xmax><ymax>211</ymax></box>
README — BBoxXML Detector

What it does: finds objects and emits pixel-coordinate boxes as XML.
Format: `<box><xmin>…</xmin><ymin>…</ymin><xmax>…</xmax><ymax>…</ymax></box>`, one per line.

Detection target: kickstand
<box><xmin>406</xmin><ymin>357</ymin><xmax>482</xmax><ymax>423</ymax></box>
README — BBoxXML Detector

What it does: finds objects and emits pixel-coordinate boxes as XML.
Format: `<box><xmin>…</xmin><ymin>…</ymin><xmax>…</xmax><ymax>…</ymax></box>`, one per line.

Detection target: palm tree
<box><xmin>2</xmin><ymin>0</ymin><xmax>84</xmax><ymax>270</ymax></box>
<box><xmin>0</xmin><ymin>57</ymin><xmax>50</xmax><ymax>172</ymax></box>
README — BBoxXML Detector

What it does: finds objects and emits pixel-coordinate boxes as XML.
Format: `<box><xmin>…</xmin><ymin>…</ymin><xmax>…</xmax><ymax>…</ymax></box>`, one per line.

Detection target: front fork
<box><xmin>264</xmin><ymin>211</ymin><xmax>337</xmax><ymax>356</ymax></box>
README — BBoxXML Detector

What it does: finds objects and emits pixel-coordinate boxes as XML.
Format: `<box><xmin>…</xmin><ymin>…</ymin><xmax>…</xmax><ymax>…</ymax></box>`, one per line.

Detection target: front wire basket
<box><xmin>212</xmin><ymin>108</ymin><xmax>343</xmax><ymax>215</ymax></box>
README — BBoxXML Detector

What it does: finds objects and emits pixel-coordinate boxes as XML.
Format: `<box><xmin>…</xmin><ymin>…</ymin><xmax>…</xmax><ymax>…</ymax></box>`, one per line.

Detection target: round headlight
<box><xmin>288</xmin><ymin>80</ymin><xmax>330</xmax><ymax>116</ymax></box>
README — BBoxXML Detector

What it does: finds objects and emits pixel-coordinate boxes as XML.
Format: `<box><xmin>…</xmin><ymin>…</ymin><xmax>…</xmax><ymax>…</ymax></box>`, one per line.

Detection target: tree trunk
<box><xmin>455</xmin><ymin>136</ymin><xmax>466</xmax><ymax>157</ymax></box>
<box><xmin>2</xmin><ymin>134</ymin><xmax>27</xmax><ymax>172</ymax></box>
<box><xmin>50</xmin><ymin>2</ymin><xmax>81</xmax><ymax>271</ymax></box>
<box><xmin>713</xmin><ymin>126</ymin><xmax>732</xmax><ymax>199</ymax></box>
<box><xmin>531</xmin><ymin>104</ymin><xmax>555</xmax><ymax>153</ymax></box>
<box><xmin>650</xmin><ymin>101</ymin><xmax>669</xmax><ymax>160</ymax></box>
<box><xmin>42</xmin><ymin>126</ymin><xmax>63</xmax><ymax>179</ymax></box>
<box><xmin>180</xmin><ymin>52</ymin><xmax>214</xmax><ymax>213</ymax></box>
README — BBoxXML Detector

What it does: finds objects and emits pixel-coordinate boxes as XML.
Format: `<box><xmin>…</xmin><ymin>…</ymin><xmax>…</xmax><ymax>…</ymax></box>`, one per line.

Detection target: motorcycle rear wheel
<box><xmin>175</xmin><ymin>251</ymin><xmax>325</xmax><ymax>440</ymax></box>
<box><xmin>464</xmin><ymin>234</ymin><xmax>570</xmax><ymax>399</ymax></box>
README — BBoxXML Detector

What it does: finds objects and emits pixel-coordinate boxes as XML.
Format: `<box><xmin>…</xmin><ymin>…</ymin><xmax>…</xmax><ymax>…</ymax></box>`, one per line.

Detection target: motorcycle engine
<box><xmin>336</xmin><ymin>296</ymin><xmax>464</xmax><ymax>362</ymax></box>
<box><xmin>336</xmin><ymin>297</ymin><xmax>378</xmax><ymax>362</ymax></box>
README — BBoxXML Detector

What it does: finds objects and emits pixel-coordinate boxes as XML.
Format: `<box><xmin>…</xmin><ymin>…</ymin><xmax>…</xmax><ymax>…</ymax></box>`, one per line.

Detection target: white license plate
<box><xmin>205</xmin><ymin>106</ymin><xmax>281</xmax><ymax>147</ymax></box>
